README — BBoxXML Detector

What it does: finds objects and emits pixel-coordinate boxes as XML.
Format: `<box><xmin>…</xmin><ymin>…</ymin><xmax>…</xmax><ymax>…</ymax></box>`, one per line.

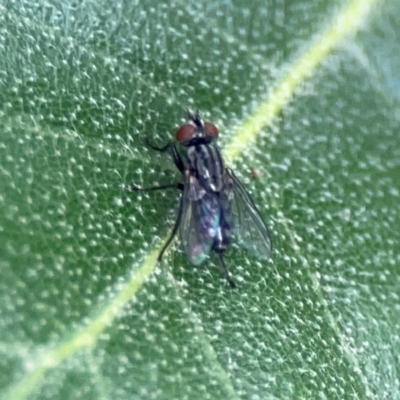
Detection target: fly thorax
<box><xmin>186</xmin><ymin>171</ymin><xmax>206</xmax><ymax>200</ymax></box>
<box><xmin>187</xmin><ymin>144</ymin><xmax>225</xmax><ymax>193</ymax></box>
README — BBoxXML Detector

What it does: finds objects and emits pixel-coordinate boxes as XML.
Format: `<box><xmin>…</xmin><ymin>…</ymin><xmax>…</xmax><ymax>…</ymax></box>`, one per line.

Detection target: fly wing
<box><xmin>225</xmin><ymin>168</ymin><xmax>272</xmax><ymax>258</ymax></box>
<box><xmin>179</xmin><ymin>172</ymin><xmax>221</xmax><ymax>265</ymax></box>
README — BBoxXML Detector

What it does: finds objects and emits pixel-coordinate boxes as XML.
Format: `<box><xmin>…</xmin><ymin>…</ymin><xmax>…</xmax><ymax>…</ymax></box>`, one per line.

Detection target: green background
<box><xmin>1</xmin><ymin>0</ymin><xmax>399</xmax><ymax>399</ymax></box>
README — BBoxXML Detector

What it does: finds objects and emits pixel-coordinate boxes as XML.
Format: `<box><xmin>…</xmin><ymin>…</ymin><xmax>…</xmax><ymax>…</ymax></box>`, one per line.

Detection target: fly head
<box><xmin>176</xmin><ymin>110</ymin><xmax>219</xmax><ymax>147</ymax></box>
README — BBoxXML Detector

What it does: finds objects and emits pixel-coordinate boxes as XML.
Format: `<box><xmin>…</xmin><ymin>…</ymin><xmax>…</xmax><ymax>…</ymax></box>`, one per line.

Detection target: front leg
<box><xmin>143</xmin><ymin>138</ymin><xmax>185</xmax><ymax>174</ymax></box>
<box><xmin>143</xmin><ymin>137</ymin><xmax>171</xmax><ymax>153</ymax></box>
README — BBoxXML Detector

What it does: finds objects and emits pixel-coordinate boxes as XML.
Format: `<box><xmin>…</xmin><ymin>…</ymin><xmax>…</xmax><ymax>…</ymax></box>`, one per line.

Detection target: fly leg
<box><xmin>128</xmin><ymin>140</ymin><xmax>185</xmax><ymax>191</ymax></box>
<box><xmin>143</xmin><ymin>138</ymin><xmax>185</xmax><ymax>174</ymax></box>
<box><xmin>127</xmin><ymin>183</ymin><xmax>183</xmax><ymax>262</ymax></box>
<box><xmin>128</xmin><ymin>182</ymin><xmax>184</xmax><ymax>262</ymax></box>
<box><xmin>217</xmin><ymin>252</ymin><xmax>236</xmax><ymax>289</ymax></box>
<box><xmin>129</xmin><ymin>139</ymin><xmax>186</xmax><ymax>261</ymax></box>
<box><xmin>128</xmin><ymin>182</ymin><xmax>184</xmax><ymax>192</ymax></box>
<box><xmin>157</xmin><ymin>196</ymin><xmax>184</xmax><ymax>262</ymax></box>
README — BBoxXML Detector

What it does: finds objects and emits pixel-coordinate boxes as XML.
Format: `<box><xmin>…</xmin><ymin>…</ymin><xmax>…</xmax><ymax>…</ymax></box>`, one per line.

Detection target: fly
<box><xmin>129</xmin><ymin>110</ymin><xmax>272</xmax><ymax>288</ymax></box>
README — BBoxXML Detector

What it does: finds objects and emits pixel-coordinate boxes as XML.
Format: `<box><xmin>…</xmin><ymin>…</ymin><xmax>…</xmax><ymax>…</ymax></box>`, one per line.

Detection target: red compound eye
<box><xmin>204</xmin><ymin>122</ymin><xmax>219</xmax><ymax>138</ymax></box>
<box><xmin>176</xmin><ymin>124</ymin><xmax>196</xmax><ymax>142</ymax></box>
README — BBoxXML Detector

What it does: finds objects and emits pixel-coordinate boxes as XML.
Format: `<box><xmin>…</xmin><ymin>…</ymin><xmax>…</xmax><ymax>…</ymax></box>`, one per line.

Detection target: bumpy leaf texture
<box><xmin>1</xmin><ymin>0</ymin><xmax>399</xmax><ymax>399</ymax></box>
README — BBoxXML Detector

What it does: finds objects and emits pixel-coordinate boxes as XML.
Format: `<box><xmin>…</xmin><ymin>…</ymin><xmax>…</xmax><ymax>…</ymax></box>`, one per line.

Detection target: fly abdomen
<box><xmin>200</xmin><ymin>197</ymin><xmax>220</xmax><ymax>239</ymax></box>
<box><xmin>187</xmin><ymin>144</ymin><xmax>225</xmax><ymax>193</ymax></box>
<box><xmin>212</xmin><ymin>221</ymin><xmax>232</xmax><ymax>254</ymax></box>
<box><xmin>212</xmin><ymin>196</ymin><xmax>233</xmax><ymax>254</ymax></box>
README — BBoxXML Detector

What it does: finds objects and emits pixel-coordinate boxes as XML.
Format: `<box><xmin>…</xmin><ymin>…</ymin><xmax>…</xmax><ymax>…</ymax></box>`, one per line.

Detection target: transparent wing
<box><xmin>226</xmin><ymin>168</ymin><xmax>272</xmax><ymax>258</ymax></box>
<box><xmin>179</xmin><ymin>172</ymin><xmax>221</xmax><ymax>266</ymax></box>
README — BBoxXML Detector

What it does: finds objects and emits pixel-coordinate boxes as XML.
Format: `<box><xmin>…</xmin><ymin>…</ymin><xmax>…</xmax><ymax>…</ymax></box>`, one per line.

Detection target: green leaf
<box><xmin>1</xmin><ymin>0</ymin><xmax>398</xmax><ymax>399</ymax></box>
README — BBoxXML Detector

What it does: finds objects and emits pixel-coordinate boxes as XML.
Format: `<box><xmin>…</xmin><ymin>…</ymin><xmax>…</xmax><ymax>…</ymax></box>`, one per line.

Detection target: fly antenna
<box><xmin>185</xmin><ymin>109</ymin><xmax>194</xmax><ymax>120</ymax></box>
<box><xmin>185</xmin><ymin>109</ymin><xmax>202</xmax><ymax>128</ymax></box>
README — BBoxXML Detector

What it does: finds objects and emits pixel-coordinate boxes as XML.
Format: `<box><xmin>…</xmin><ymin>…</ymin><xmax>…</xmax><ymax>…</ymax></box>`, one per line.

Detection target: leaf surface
<box><xmin>1</xmin><ymin>0</ymin><xmax>399</xmax><ymax>399</ymax></box>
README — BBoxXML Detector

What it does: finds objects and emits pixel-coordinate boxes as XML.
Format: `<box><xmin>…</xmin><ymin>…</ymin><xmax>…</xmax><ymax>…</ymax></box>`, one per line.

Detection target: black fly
<box><xmin>129</xmin><ymin>111</ymin><xmax>272</xmax><ymax>288</ymax></box>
